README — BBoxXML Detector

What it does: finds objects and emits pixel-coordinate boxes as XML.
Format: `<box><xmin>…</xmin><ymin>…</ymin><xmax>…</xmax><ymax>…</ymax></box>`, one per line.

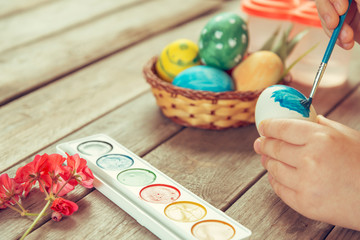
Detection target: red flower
<box><xmin>50</xmin><ymin>180</ymin><xmax>74</xmax><ymax>197</ymax></box>
<box><xmin>15</xmin><ymin>154</ymin><xmax>49</xmax><ymax>196</ymax></box>
<box><xmin>50</xmin><ymin>198</ymin><xmax>78</xmax><ymax>216</ymax></box>
<box><xmin>41</xmin><ymin>154</ymin><xmax>66</xmax><ymax>185</ymax></box>
<box><xmin>15</xmin><ymin>154</ymin><xmax>68</xmax><ymax>196</ymax></box>
<box><xmin>61</xmin><ymin>153</ymin><xmax>94</xmax><ymax>188</ymax></box>
<box><xmin>0</xmin><ymin>173</ymin><xmax>23</xmax><ymax>209</ymax></box>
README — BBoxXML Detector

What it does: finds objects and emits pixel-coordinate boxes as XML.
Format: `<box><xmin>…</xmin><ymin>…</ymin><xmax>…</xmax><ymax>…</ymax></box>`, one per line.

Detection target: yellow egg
<box><xmin>232</xmin><ymin>51</ymin><xmax>284</xmax><ymax>91</ymax></box>
<box><xmin>156</xmin><ymin>39</ymin><xmax>200</xmax><ymax>82</ymax></box>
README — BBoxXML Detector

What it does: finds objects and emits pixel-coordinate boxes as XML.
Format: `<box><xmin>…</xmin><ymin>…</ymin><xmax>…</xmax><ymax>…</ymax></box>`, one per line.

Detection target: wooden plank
<box><xmin>26</xmin><ymin>191</ymin><xmax>159</xmax><ymax>240</ymax></box>
<box><xmin>0</xmin><ymin>0</ymin><xmax>52</xmax><ymax>18</ymax></box>
<box><xmin>0</xmin><ymin>0</ymin><xmax>221</xmax><ymax>172</ymax></box>
<box><xmin>143</xmin><ymin>126</ymin><xmax>264</xmax><ymax>209</ymax></box>
<box><xmin>0</xmin><ymin>92</ymin><xmax>181</xmax><ymax>240</ymax></box>
<box><xmin>226</xmin><ymin>175</ymin><xmax>333</xmax><ymax>239</ymax></box>
<box><xmin>0</xmin><ymin>0</ymin><xmax>220</xmax><ymax>105</ymax></box>
<box><xmin>325</xmin><ymin>86</ymin><xmax>360</xmax><ymax>130</ymax></box>
<box><xmin>326</xmin><ymin>227</ymin><xmax>360</xmax><ymax>240</ymax></box>
<box><xmin>0</xmin><ymin>0</ymin><xmax>145</xmax><ymax>53</ymax></box>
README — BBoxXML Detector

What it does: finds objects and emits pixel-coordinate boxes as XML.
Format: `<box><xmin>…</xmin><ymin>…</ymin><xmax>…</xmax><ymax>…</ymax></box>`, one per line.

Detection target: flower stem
<box><xmin>38</xmin><ymin>179</ymin><xmax>50</xmax><ymax>199</ymax></box>
<box><xmin>5</xmin><ymin>203</ymin><xmax>23</xmax><ymax>215</ymax></box>
<box><xmin>24</xmin><ymin>212</ymin><xmax>44</xmax><ymax>216</ymax></box>
<box><xmin>20</xmin><ymin>200</ymin><xmax>51</xmax><ymax>240</ymax></box>
<box><xmin>55</xmin><ymin>177</ymin><xmax>72</xmax><ymax>197</ymax></box>
<box><xmin>12</xmin><ymin>197</ymin><xmax>26</xmax><ymax>212</ymax></box>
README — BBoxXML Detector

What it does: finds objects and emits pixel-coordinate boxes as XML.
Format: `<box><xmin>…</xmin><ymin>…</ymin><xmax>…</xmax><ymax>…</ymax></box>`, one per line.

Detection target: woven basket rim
<box><xmin>143</xmin><ymin>56</ymin><xmax>272</xmax><ymax>101</ymax></box>
<box><xmin>143</xmin><ymin>56</ymin><xmax>292</xmax><ymax>101</ymax></box>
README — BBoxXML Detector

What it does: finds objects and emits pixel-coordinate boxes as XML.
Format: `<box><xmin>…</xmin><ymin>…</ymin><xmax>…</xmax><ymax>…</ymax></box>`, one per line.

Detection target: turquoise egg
<box><xmin>199</xmin><ymin>12</ymin><xmax>249</xmax><ymax>70</ymax></box>
<box><xmin>172</xmin><ymin>65</ymin><xmax>234</xmax><ymax>92</ymax></box>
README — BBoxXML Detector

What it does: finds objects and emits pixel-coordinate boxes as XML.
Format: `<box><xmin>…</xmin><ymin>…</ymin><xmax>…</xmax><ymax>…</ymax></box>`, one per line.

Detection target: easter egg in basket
<box><xmin>198</xmin><ymin>12</ymin><xmax>249</xmax><ymax>70</ymax></box>
<box><xmin>232</xmin><ymin>51</ymin><xmax>284</xmax><ymax>91</ymax></box>
<box><xmin>155</xmin><ymin>39</ymin><xmax>200</xmax><ymax>82</ymax></box>
<box><xmin>255</xmin><ymin>85</ymin><xmax>317</xmax><ymax>133</ymax></box>
<box><xmin>172</xmin><ymin>65</ymin><xmax>234</xmax><ymax>92</ymax></box>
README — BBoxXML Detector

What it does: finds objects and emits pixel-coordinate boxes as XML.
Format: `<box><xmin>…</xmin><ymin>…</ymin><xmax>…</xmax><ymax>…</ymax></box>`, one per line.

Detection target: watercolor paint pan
<box><xmin>56</xmin><ymin>134</ymin><xmax>251</xmax><ymax>240</ymax></box>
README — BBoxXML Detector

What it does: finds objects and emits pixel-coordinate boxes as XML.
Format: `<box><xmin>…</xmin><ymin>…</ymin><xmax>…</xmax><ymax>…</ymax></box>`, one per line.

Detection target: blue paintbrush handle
<box><xmin>322</xmin><ymin>0</ymin><xmax>353</xmax><ymax>63</ymax></box>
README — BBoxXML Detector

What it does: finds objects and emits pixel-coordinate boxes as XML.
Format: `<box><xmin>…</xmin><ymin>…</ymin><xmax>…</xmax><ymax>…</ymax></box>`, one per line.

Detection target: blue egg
<box><xmin>172</xmin><ymin>65</ymin><xmax>234</xmax><ymax>92</ymax></box>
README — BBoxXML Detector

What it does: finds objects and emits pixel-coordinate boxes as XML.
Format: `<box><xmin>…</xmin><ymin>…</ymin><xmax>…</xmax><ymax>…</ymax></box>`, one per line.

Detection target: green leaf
<box><xmin>277</xmin><ymin>30</ymin><xmax>290</xmax><ymax>62</ymax></box>
<box><xmin>278</xmin><ymin>42</ymin><xmax>319</xmax><ymax>82</ymax></box>
<box><xmin>260</xmin><ymin>26</ymin><xmax>281</xmax><ymax>51</ymax></box>
<box><xmin>287</xmin><ymin>28</ymin><xmax>309</xmax><ymax>57</ymax></box>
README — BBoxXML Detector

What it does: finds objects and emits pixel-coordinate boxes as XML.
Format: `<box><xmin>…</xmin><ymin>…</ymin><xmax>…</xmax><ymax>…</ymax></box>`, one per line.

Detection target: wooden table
<box><xmin>1</xmin><ymin>0</ymin><xmax>360</xmax><ymax>239</ymax></box>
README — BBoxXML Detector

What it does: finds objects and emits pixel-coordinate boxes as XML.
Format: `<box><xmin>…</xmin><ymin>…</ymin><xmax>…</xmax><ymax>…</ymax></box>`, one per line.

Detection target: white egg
<box><xmin>255</xmin><ymin>85</ymin><xmax>317</xmax><ymax>132</ymax></box>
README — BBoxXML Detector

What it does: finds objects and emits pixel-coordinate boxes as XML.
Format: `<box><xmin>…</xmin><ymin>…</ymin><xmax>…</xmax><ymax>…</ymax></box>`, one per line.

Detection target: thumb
<box><xmin>317</xmin><ymin>115</ymin><xmax>358</xmax><ymax>136</ymax></box>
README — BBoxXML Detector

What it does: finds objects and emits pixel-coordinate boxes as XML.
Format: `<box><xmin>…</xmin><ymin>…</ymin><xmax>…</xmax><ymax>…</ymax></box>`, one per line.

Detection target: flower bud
<box><xmin>51</xmin><ymin>211</ymin><xmax>62</xmax><ymax>222</ymax></box>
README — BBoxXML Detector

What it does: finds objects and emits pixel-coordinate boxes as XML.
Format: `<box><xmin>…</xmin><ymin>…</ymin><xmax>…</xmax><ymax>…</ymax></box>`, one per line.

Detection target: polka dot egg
<box><xmin>156</xmin><ymin>39</ymin><xmax>200</xmax><ymax>82</ymax></box>
<box><xmin>198</xmin><ymin>12</ymin><xmax>249</xmax><ymax>70</ymax></box>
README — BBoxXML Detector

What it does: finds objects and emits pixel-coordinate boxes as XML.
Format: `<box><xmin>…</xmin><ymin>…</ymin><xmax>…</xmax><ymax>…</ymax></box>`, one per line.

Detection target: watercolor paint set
<box><xmin>56</xmin><ymin>134</ymin><xmax>251</xmax><ymax>239</ymax></box>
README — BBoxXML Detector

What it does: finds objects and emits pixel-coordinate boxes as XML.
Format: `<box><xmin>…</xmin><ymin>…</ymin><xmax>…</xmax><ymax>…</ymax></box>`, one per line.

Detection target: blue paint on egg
<box><xmin>172</xmin><ymin>65</ymin><xmax>234</xmax><ymax>92</ymax></box>
<box><xmin>269</xmin><ymin>85</ymin><xmax>310</xmax><ymax>117</ymax></box>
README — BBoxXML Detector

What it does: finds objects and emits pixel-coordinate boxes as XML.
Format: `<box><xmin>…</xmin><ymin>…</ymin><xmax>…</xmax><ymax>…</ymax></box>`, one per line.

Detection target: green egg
<box><xmin>199</xmin><ymin>12</ymin><xmax>249</xmax><ymax>70</ymax></box>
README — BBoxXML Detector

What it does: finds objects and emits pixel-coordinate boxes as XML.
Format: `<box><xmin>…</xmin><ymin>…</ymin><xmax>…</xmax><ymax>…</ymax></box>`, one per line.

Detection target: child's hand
<box><xmin>253</xmin><ymin>115</ymin><xmax>360</xmax><ymax>231</ymax></box>
<box><xmin>316</xmin><ymin>0</ymin><xmax>360</xmax><ymax>49</ymax></box>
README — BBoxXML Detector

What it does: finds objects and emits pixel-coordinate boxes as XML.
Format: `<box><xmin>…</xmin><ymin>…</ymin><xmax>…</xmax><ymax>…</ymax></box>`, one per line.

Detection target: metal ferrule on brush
<box><xmin>309</xmin><ymin>62</ymin><xmax>327</xmax><ymax>99</ymax></box>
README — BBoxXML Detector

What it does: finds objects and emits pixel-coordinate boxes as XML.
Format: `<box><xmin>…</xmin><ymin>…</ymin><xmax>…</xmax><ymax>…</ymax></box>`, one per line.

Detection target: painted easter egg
<box><xmin>156</xmin><ymin>39</ymin><xmax>200</xmax><ymax>82</ymax></box>
<box><xmin>198</xmin><ymin>12</ymin><xmax>249</xmax><ymax>70</ymax></box>
<box><xmin>232</xmin><ymin>51</ymin><xmax>284</xmax><ymax>91</ymax></box>
<box><xmin>172</xmin><ymin>65</ymin><xmax>234</xmax><ymax>92</ymax></box>
<box><xmin>255</xmin><ymin>85</ymin><xmax>317</xmax><ymax>131</ymax></box>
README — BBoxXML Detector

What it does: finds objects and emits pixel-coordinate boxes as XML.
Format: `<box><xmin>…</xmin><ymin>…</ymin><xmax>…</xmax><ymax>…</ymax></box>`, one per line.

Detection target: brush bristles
<box><xmin>300</xmin><ymin>98</ymin><xmax>312</xmax><ymax>109</ymax></box>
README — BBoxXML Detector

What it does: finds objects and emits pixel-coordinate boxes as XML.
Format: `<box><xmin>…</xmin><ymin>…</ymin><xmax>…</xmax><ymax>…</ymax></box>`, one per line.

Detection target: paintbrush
<box><xmin>301</xmin><ymin>0</ymin><xmax>353</xmax><ymax>109</ymax></box>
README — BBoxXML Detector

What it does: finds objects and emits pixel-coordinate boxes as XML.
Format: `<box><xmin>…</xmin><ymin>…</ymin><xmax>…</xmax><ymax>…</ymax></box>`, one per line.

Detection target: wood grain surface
<box><xmin>1</xmin><ymin>0</ymin><xmax>359</xmax><ymax>239</ymax></box>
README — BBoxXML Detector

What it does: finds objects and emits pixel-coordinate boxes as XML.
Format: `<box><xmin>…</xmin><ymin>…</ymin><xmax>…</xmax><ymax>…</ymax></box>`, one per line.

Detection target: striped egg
<box><xmin>156</xmin><ymin>39</ymin><xmax>200</xmax><ymax>82</ymax></box>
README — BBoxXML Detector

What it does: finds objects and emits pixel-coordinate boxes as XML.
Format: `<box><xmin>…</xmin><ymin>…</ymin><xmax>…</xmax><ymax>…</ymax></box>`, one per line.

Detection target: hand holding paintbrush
<box><xmin>301</xmin><ymin>0</ymin><xmax>353</xmax><ymax>109</ymax></box>
<box><xmin>253</xmin><ymin>0</ymin><xmax>360</xmax><ymax>231</ymax></box>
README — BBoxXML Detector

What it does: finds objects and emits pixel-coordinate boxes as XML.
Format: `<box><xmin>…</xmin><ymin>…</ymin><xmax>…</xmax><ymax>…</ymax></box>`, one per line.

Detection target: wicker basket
<box><xmin>143</xmin><ymin>56</ymin><xmax>290</xmax><ymax>130</ymax></box>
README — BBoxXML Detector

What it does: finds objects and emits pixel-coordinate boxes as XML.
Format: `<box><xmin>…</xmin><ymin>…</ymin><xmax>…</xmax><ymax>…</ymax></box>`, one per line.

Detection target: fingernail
<box><xmin>254</xmin><ymin>137</ymin><xmax>262</xmax><ymax>153</ymax></box>
<box><xmin>334</xmin><ymin>1</ymin><xmax>341</xmax><ymax>12</ymax></box>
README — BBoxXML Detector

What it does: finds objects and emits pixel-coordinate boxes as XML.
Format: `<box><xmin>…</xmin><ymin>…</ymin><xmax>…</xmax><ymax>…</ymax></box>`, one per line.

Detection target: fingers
<box><xmin>316</xmin><ymin>0</ymin><xmax>355</xmax><ymax>49</ymax></box>
<box><xmin>254</xmin><ymin>137</ymin><xmax>302</xmax><ymax>168</ymax></box>
<box><xmin>262</xmin><ymin>156</ymin><xmax>299</xmax><ymax>190</ymax></box>
<box><xmin>338</xmin><ymin>24</ymin><xmax>355</xmax><ymax>49</ymax></box>
<box><xmin>316</xmin><ymin>0</ymin><xmax>342</xmax><ymax>29</ymax></box>
<box><xmin>267</xmin><ymin>173</ymin><xmax>299</xmax><ymax>211</ymax></box>
<box><xmin>317</xmin><ymin>115</ymin><xmax>360</xmax><ymax>137</ymax></box>
<box><xmin>258</xmin><ymin>119</ymin><xmax>316</xmax><ymax>145</ymax></box>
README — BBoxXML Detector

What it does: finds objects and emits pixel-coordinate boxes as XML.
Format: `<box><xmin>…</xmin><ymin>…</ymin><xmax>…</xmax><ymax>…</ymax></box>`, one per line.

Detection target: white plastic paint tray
<box><xmin>56</xmin><ymin>134</ymin><xmax>251</xmax><ymax>239</ymax></box>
